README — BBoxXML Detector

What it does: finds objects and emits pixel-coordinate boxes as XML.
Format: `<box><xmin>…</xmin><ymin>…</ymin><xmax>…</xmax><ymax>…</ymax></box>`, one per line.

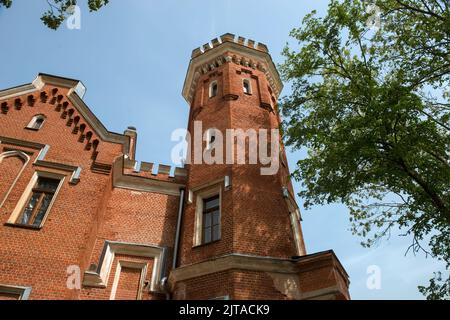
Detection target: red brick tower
<box><xmin>181</xmin><ymin>33</ymin><xmax>306</xmax><ymax>259</ymax></box>
<box><xmin>168</xmin><ymin>34</ymin><xmax>350</xmax><ymax>300</ymax></box>
<box><xmin>0</xmin><ymin>35</ymin><xmax>350</xmax><ymax>301</ymax></box>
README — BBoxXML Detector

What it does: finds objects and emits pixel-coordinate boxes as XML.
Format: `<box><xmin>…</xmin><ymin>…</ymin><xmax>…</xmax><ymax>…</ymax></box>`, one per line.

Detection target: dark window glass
<box><xmin>205</xmin><ymin>196</ymin><xmax>219</xmax><ymax>210</ymax></box>
<box><xmin>213</xmin><ymin>210</ymin><xmax>220</xmax><ymax>225</ymax></box>
<box><xmin>17</xmin><ymin>177</ymin><xmax>59</xmax><ymax>227</ymax></box>
<box><xmin>243</xmin><ymin>80</ymin><xmax>251</xmax><ymax>94</ymax></box>
<box><xmin>202</xmin><ymin>195</ymin><xmax>220</xmax><ymax>244</ymax></box>
<box><xmin>211</xmin><ymin>83</ymin><xmax>218</xmax><ymax>97</ymax></box>
<box><xmin>32</xmin><ymin>118</ymin><xmax>44</xmax><ymax>129</ymax></box>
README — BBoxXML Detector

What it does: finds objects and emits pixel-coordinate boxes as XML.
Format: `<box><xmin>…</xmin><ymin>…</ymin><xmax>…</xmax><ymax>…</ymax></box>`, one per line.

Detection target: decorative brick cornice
<box><xmin>183</xmin><ymin>33</ymin><xmax>283</xmax><ymax>105</ymax></box>
<box><xmin>169</xmin><ymin>253</ymin><xmax>297</xmax><ymax>285</ymax></box>
<box><xmin>169</xmin><ymin>250</ymin><xmax>350</xmax><ymax>300</ymax></box>
<box><xmin>169</xmin><ymin>251</ymin><xmax>349</xmax><ymax>285</ymax></box>
<box><xmin>0</xmin><ymin>74</ymin><xmax>131</xmax><ymax>155</ymax></box>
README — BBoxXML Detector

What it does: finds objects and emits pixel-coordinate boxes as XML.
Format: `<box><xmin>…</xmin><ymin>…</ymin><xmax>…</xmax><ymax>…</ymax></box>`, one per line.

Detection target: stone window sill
<box><xmin>193</xmin><ymin>239</ymin><xmax>221</xmax><ymax>249</ymax></box>
<box><xmin>4</xmin><ymin>222</ymin><xmax>42</xmax><ymax>231</ymax></box>
<box><xmin>24</xmin><ymin>127</ymin><xmax>39</xmax><ymax>131</ymax></box>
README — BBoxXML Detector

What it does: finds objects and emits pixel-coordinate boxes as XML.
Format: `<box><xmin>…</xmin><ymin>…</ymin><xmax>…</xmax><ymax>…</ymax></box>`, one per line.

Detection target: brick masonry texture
<box><xmin>0</xmin><ymin>35</ymin><xmax>350</xmax><ymax>300</ymax></box>
<box><xmin>0</xmin><ymin>83</ymin><xmax>179</xmax><ymax>300</ymax></box>
<box><xmin>179</xmin><ymin>60</ymin><xmax>299</xmax><ymax>266</ymax></box>
<box><xmin>115</xmin><ymin>267</ymin><xmax>142</xmax><ymax>300</ymax></box>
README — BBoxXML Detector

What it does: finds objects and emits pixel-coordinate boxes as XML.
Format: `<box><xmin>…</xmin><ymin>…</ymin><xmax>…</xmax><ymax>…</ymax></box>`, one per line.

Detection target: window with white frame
<box><xmin>202</xmin><ymin>195</ymin><xmax>220</xmax><ymax>244</ymax></box>
<box><xmin>8</xmin><ymin>171</ymin><xmax>64</xmax><ymax>228</ymax></box>
<box><xmin>209</xmin><ymin>81</ymin><xmax>218</xmax><ymax>98</ymax></box>
<box><xmin>193</xmin><ymin>186</ymin><xmax>222</xmax><ymax>246</ymax></box>
<box><xmin>26</xmin><ymin>114</ymin><xmax>46</xmax><ymax>130</ymax></box>
<box><xmin>243</xmin><ymin>79</ymin><xmax>252</xmax><ymax>95</ymax></box>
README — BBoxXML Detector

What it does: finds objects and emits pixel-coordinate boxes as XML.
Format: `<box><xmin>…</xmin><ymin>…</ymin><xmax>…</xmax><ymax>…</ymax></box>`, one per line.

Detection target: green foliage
<box><xmin>0</xmin><ymin>0</ymin><xmax>109</xmax><ymax>30</ymax></box>
<box><xmin>280</xmin><ymin>0</ymin><xmax>450</xmax><ymax>299</ymax></box>
<box><xmin>0</xmin><ymin>0</ymin><xmax>12</xmax><ymax>8</ymax></box>
<box><xmin>419</xmin><ymin>271</ymin><xmax>450</xmax><ymax>300</ymax></box>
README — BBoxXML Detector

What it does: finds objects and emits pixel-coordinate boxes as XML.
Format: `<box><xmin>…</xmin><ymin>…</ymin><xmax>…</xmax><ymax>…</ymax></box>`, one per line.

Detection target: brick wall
<box><xmin>0</xmin><ymin>83</ymin><xmax>181</xmax><ymax>300</ymax></box>
<box><xmin>173</xmin><ymin>270</ymin><xmax>234</xmax><ymax>300</ymax></box>
<box><xmin>114</xmin><ymin>267</ymin><xmax>141</xmax><ymax>300</ymax></box>
<box><xmin>173</xmin><ymin>270</ymin><xmax>289</xmax><ymax>300</ymax></box>
<box><xmin>0</xmin><ymin>156</ymin><xmax>25</xmax><ymax>204</ymax></box>
<box><xmin>232</xmin><ymin>271</ymin><xmax>288</xmax><ymax>300</ymax></box>
<box><xmin>0</xmin><ymin>49</ymin><xmax>349</xmax><ymax>300</ymax></box>
<box><xmin>179</xmin><ymin>57</ymin><xmax>298</xmax><ymax>267</ymax></box>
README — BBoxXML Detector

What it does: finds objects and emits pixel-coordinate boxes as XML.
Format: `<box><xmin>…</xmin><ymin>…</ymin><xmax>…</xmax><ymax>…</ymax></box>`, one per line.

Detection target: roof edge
<box><xmin>0</xmin><ymin>73</ymin><xmax>129</xmax><ymax>148</ymax></box>
<box><xmin>182</xmin><ymin>34</ymin><xmax>283</xmax><ymax>105</ymax></box>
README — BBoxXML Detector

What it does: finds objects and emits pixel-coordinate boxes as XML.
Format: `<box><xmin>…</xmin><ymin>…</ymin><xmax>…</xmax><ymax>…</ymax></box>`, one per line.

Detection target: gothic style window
<box><xmin>26</xmin><ymin>114</ymin><xmax>46</xmax><ymax>130</ymax></box>
<box><xmin>209</xmin><ymin>81</ymin><xmax>218</xmax><ymax>98</ymax></box>
<box><xmin>0</xmin><ymin>151</ymin><xmax>30</xmax><ymax>208</ymax></box>
<box><xmin>16</xmin><ymin>177</ymin><xmax>60</xmax><ymax>227</ymax></box>
<box><xmin>243</xmin><ymin>79</ymin><xmax>252</xmax><ymax>94</ymax></box>
<box><xmin>202</xmin><ymin>195</ymin><xmax>220</xmax><ymax>244</ymax></box>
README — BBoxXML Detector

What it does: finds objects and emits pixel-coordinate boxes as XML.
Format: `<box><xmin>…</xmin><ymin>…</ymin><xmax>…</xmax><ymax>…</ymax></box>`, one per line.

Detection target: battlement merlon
<box><xmin>122</xmin><ymin>156</ymin><xmax>187</xmax><ymax>181</ymax></box>
<box><xmin>182</xmin><ymin>33</ymin><xmax>283</xmax><ymax>105</ymax></box>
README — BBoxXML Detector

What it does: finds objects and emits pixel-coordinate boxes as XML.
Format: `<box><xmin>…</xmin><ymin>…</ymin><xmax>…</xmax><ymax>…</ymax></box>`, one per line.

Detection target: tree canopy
<box><xmin>280</xmin><ymin>0</ymin><xmax>449</xmax><ymax>299</ymax></box>
<box><xmin>0</xmin><ymin>0</ymin><xmax>109</xmax><ymax>30</ymax></box>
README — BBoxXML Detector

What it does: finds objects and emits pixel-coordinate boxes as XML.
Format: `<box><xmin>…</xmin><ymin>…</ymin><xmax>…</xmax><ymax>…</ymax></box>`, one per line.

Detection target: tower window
<box><xmin>202</xmin><ymin>195</ymin><xmax>221</xmax><ymax>244</ymax></box>
<box><xmin>209</xmin><ymin>81</ymin><xmax>218</xmax><ymax>98</ymax></box>
<box><xmin>243</xmin><ymin>79</ymin><xmax>252</xmax><ymax>95</ymax></box>
<box><xmin>206</xmin><ymin>129</ymin><xmax>217</xmax><ymax>150</ymax></box>
<box><xmin>26</xmin><ymin>114</ymin><xmax>46</xmax><ymax>130</ymax></box>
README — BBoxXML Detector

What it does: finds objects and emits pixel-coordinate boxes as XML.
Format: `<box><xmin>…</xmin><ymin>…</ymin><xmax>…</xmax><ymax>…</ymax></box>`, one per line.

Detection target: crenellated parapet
<box><xmin>182</xmin><ymin>33</ymin><xmax>283</xmax><ymax>105</ymax></box>
<box><xmin>112</xmin><ymin>155</ymin><xmax>186</xmax><ymax>196</ymax></box>
<box><xmin>122</xmin><ymin>156</ymin><xmax>187</xmax><ymax>182</ymax></box>
<box><xmin>191</xmin><ymin>33</ymin><xmax>269</xmax><ymax>59</ymax></box>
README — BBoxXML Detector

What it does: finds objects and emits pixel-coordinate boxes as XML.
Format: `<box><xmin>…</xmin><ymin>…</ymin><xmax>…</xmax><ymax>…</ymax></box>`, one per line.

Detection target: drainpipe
<box><xmin>173</xmin><ymin>188</ymin><xmax>185</xmax><ymax>269</ymax></box>
<box><xmin>163</xmin><ymin>188</ymin><xmax>185</xmax><ymax>300</ymax></box>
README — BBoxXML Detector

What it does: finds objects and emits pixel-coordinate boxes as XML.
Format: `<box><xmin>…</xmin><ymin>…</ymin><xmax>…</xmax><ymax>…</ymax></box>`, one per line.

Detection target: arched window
<box><xmin>0</xmin><ymin>151</ymin><xmax>30</xmax><ymax>208</ymax></box>
<box><xmin>26</xmin><ymin>114</ymin><xmax>46</xmax><ymax>130</ymax></box>
<box><xmin>243</xmin><ymin>79</ymin><xmax>252</xmax><ymax>95</ymax></box>
<box><xmin>209</xmin><ymin>81</ymin><xmax>218</xmax><ymax>98</ymax></box>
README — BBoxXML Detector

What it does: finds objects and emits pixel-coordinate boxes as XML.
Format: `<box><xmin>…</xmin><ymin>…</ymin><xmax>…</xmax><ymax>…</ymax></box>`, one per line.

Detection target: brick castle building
<box><xmin>0</xmin><ymin>34</ymin><xmax>350</xmax><ymax>300</ymax></box>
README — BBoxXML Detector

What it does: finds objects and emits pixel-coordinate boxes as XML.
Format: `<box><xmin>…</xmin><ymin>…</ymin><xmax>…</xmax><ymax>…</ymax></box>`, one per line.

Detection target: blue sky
<box><xmin>0</xmin><ymin>0</ymin><xmax>444</xmax><ymax>299</ymax></box>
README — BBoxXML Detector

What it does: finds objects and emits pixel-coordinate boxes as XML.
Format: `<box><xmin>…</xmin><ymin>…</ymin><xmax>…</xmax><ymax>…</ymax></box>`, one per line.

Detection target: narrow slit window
<box><xmin>17</xmin><ymin>177</ymin><xmax>60</xmax><ymax>227</ymax></box>
<box><xmin>209</xmin><ymin>81</ymin><xmax>218</xmax><ymax>98</ymax></box>
<box><xmin>202</xmin><ymin>195</ymin><xmax>220</xmax><ymax>244</ymax></box>
<box><xmin>206</xmin><ymin>129</ymin><xmax>216</xmax><ymax>150</ymax></box>
<box><xmin>243</xmin><ymin>79</ymin><xmax>252</xmax><ymax>94</ymax></box>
